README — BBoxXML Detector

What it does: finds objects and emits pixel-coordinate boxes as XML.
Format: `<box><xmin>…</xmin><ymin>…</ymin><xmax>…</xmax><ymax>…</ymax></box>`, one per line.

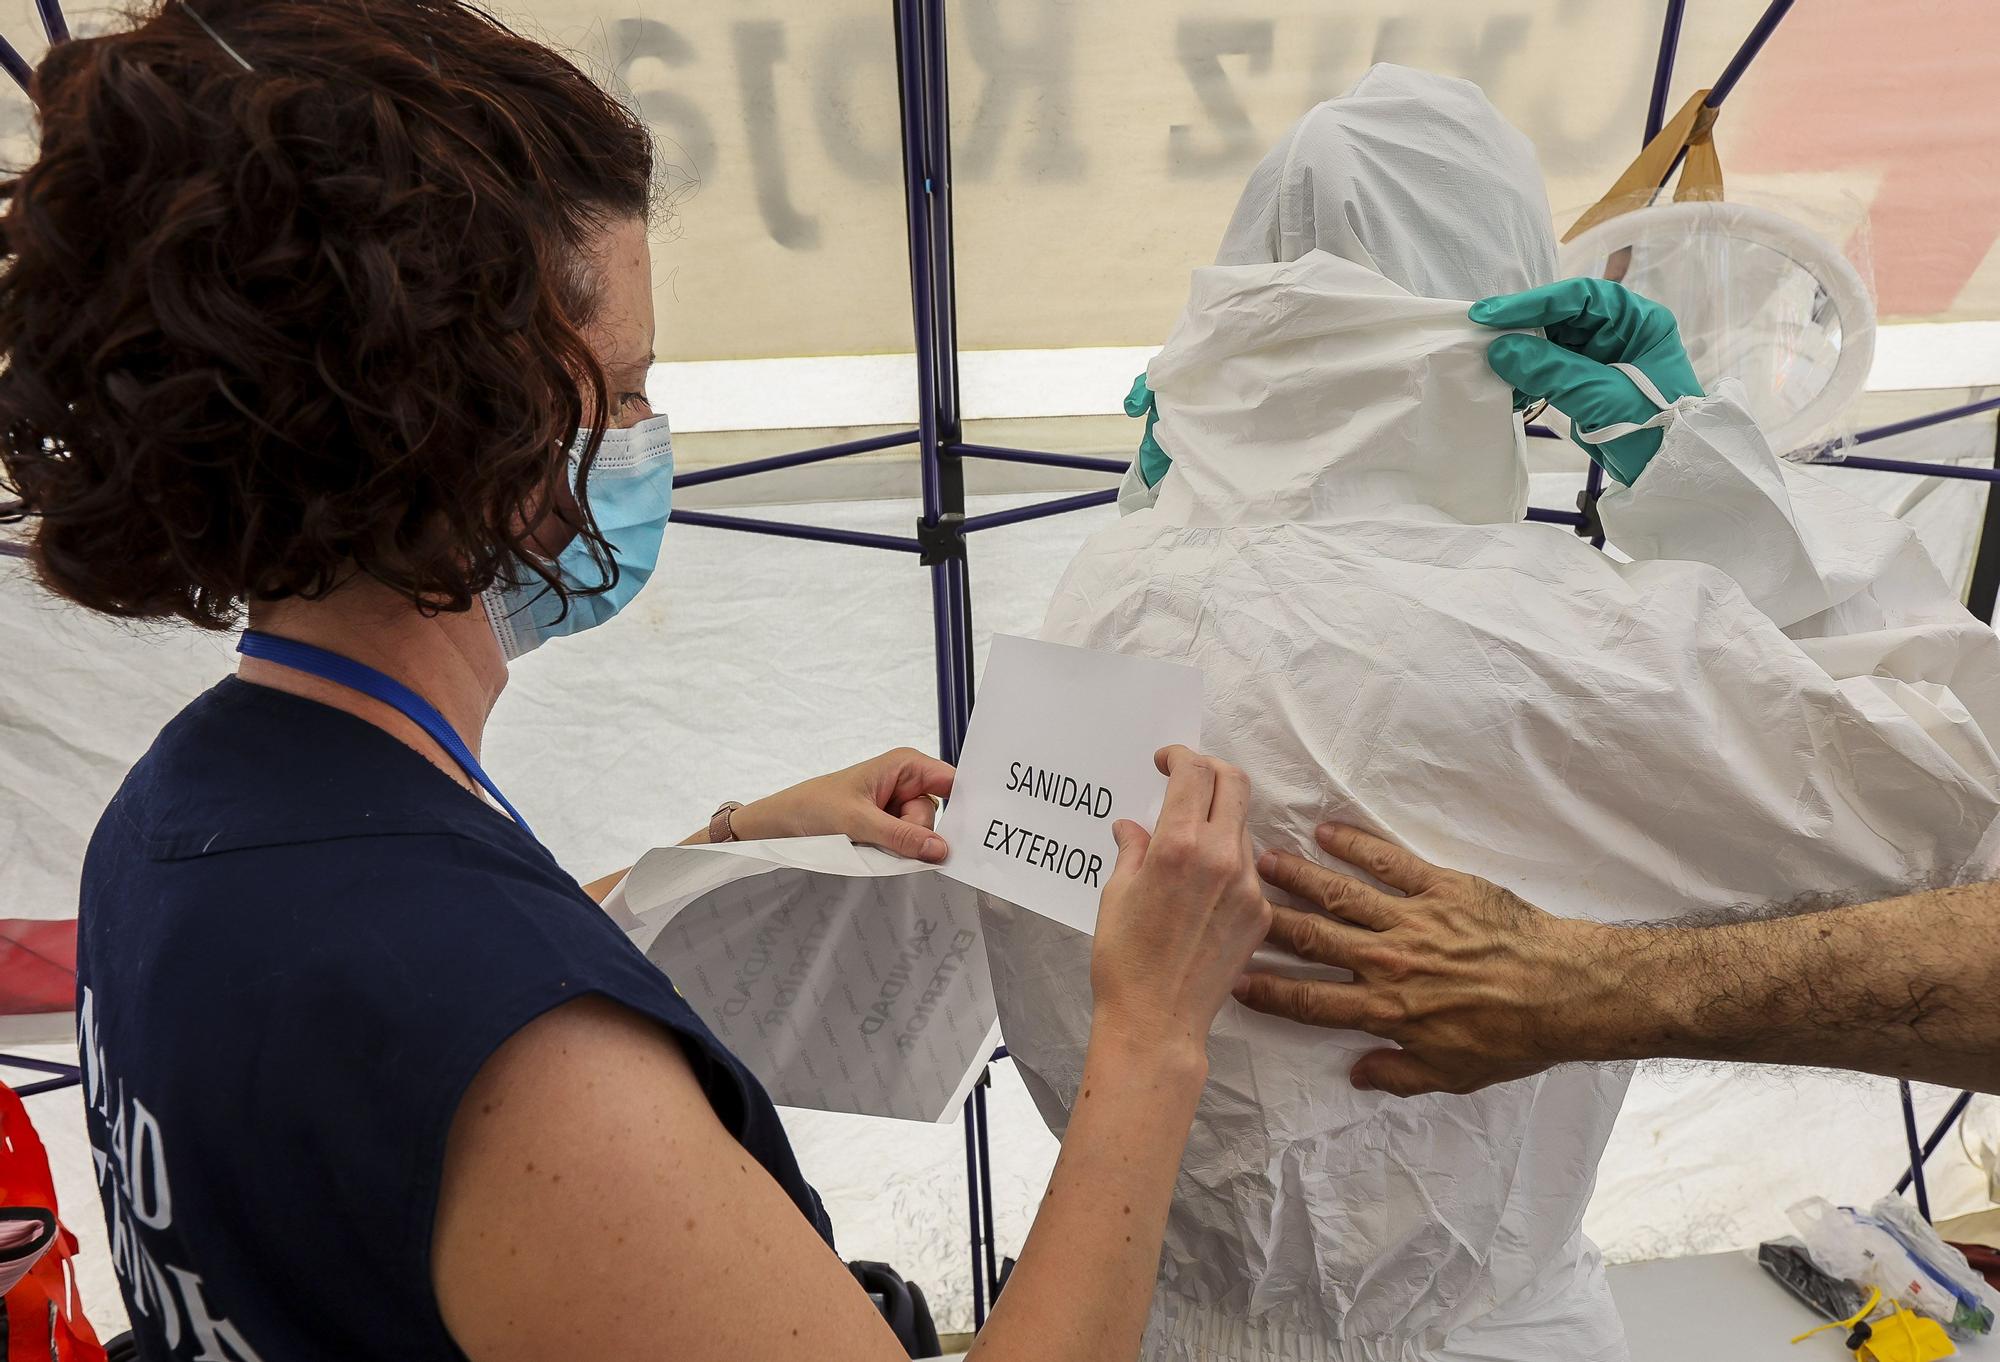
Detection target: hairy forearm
<box><xmin>969</xmin><ymin>1029</ymin><xmax>1205</xmax><ymax>1362</ymax></box>
<box><xmin>1575</xmin><ymin>882</ymin><xmax>2000</xmax><ymax>1090</ymax></box>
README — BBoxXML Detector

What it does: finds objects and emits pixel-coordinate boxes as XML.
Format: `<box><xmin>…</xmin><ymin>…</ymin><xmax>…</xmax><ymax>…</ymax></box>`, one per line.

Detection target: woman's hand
<box><xmin>1088</xmin><ymin>746</ymin><xmax>1273</xmax><ymax>1065</ymax></box>
<box><xmin>729</xmin><ymin>748</ymin><xmax>956</xmax><ymax>862</ymax></box>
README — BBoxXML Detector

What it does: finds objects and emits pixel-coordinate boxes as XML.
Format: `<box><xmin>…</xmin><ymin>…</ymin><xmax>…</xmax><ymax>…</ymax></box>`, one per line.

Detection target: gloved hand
<box><xmin>1469</xmin><ymin>278</ymin><xmax>1704</xmax><ymax>486</ymax></box>
<box><xmin>1124</xmin><ymin>373</ymin><xmax>1173</xmax><ymax>489</ymax></box>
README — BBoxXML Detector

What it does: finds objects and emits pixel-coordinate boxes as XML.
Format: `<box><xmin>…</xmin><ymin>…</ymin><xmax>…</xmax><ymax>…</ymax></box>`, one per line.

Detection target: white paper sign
<box><xmin>935</xmin><ymin>635</ymin><xmax>1203</xmax><ymax>934</ymax></box>
<box><xmin>606</xmin><ymin>838</ymin><xmax>997</xmax><ymax>1124</ymax></box>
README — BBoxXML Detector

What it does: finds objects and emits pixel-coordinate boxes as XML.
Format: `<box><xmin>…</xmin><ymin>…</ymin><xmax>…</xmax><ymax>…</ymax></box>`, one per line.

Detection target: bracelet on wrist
<box><xmin>708</xmin><ymin>800</ymin><xmax>745</xmax><ymax>844</ymax></box>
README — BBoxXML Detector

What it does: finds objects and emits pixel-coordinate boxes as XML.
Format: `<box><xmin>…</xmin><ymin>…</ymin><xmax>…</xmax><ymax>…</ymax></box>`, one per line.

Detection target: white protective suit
<box><xmin>986</xmin><ymin>65</ymin><xmax>2000</xmax><ymax>1362</ymax></box>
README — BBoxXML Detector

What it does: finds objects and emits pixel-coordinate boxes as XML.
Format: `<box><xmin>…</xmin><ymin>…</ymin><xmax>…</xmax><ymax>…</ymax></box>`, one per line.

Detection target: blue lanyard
<box><xmin>236</xmin><ymin>630</ymin><xmax>534</xmax><ymax>836</ymax></box>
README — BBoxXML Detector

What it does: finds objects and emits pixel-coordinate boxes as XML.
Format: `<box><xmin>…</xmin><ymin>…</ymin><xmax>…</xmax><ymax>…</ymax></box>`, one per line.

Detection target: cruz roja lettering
<box><xmin>1005</xmin><ymin>761</ymin><xmax>1114</xmax><ymax>818</ymax></box>
<box><xmin>982</xmin><ymin>819</ymin><xmax>1104</xmax><ymax>886</ymax></box>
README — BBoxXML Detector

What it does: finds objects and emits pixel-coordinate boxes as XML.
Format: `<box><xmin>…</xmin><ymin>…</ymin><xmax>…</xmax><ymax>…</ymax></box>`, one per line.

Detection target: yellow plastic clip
<box><xmin>1854</xmin><ymin>1308</ymin><xmax>1955</xmax><ymax>1362</ymax></box>
<box><xmin>1794</xmin><ymin>1286</ymin><xmax>1886</xmax><ymax>1348</ymax></box>
<box><xmin>1790</xmin><ymin>1287</ymin><xmax>1956</xmax><ymax>1362</ymax></box>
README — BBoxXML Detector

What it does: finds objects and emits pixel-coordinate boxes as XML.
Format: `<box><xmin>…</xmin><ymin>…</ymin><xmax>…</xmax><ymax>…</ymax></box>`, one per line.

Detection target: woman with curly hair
<box><xmin>0</xmin><ymin>3</ymin><xmax>1273</xmax><ymax>1359</ymax></box>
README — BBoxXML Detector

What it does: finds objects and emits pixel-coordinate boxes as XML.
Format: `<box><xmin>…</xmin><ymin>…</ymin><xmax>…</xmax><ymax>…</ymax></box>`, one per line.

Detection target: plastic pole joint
<box><xmin>918</xmin><ymin>512</ymin><xmax>967</xmax><ymax>566</ymax></box>
<box><xmin>1574</xmin><ymin>487</ymin><xmax>1606</xmax><ymax>540</ymax></box>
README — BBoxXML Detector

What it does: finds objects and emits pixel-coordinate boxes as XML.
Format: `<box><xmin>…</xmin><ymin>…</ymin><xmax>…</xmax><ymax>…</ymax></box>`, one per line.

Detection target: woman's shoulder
<box><xmin>89</xmin><ymin>814</ymin><xmax>666</xmax><ymax>1038</ymax></box>
<box><xmin>81</xmin><ymin>680</ymin><xmax>685</xmax><ymax>1060</ymax></box>
<box><xmin>76</xmin><ymin>673</ymin><xmax>725</xmax><ymax>1141</ymax></box>
<box><xmin>78</xmin><ymin>809</ymin><xmax>722</xmax><ymax>1209</ymax></box>
<box><xmin>101</xmin><ymin>676</ymin><xmax>530</xmax><ymax>861</ymax></box>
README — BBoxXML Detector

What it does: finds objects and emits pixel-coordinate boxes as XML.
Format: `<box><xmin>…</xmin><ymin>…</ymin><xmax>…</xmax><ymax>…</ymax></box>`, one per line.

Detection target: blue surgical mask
<box><xmin>482</xmin><ymin>413</ymin><xmax>675</xmax><ymax>660</ymax></box>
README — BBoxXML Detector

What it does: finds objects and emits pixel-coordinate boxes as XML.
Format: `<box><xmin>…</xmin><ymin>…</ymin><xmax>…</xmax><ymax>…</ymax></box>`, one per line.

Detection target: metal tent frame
<box><xmin>2</xmin><ymin>0</ymin><xmax>1997</xmax><ymax>1328</ymax></box>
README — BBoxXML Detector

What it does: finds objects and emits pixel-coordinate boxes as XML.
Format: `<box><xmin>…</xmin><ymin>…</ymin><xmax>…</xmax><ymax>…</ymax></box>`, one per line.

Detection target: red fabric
<box><xmin>1950</xmin><ymin>1241</ymin><xmax>2000</xmax><ymax>1293</ymax></box>
<box><xmin>0</xmin><ymin>921</ymin><xmax>76</xmax><ymax>1016</ymax></box>
<box><xmin>0</xmin><ymin>1083</ymin><xmax>104</xmax><ymax>1361</ymax></box>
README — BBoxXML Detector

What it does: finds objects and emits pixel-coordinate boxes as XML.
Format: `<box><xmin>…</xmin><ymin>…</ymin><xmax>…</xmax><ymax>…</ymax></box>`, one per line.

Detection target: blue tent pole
<box><xmin>671</xmin><ymin>430</ymin><xmax>919</xmax><ymax>489</ymax></box>
<box><xmin>1582</xmin><ymin>0</ymin><xmax>1695</xmax><ymax>548</ymax></box>
<box><xmin>0</xmin><ymin>1054</ymin><xmax>79</xmax><ymax>1099</ymax></box>
<box><xmin>1643</xmin><ymin>0</ymin><xmax>1690</xmax><ymax>143</ymax></box>
<box><xmin>895</xmin><ymin>0</ymin><xmax>992</xmax><ymax>1325</ymax></box>
<box><xmin>0</xmin><ymin>35</ymin><xmax>30</xmax><ymax>93</ymax></box>
<box><xmin>894</xmin><ymin>0</ymin><xmax>957</xmax><ymax>759</ymax></box>
<box><xmin>962</xmin><ymin>1095</ymin><xmax>986</xmax><ymax>1324</ymax></box>
<box><xmin>1707</xmin><ymin>0</ymin><xmax>1798</xmax><ymax>109</ymax></box>
<box><xmin>33</xmin><ymin>0</ymin><xmax>66</xmax><ymax>45</ymax></box>
<box><xmin>1850</xmin><ymin>395</ymin><xmax>2000</xmax><ymax>446</ymax></box>
<box><xmin>962</xmin><ymin>488</ymin><xmax>1120</xmax><ymax>533</ymax></box>
<box><xmin>915</xmin><ymin>0</ymin><xmax>974</xmax><ymax>746</ymax></box>
<box><xmin>918</xmin><ymin>0</ymin><xmax>994</xmax><ymax>1308</ymax></box>
<box><xmin>1896</xmin><ymin>1090</ymin><xmax>1975</xmax><ymax>1196</ymax></box>
<box><xmin>928</xmin><ymin>0</ymin><xmax>975</xmax><ymax>748</ymax></box>
<box><xmin>954</xmin><ymin>444</ymin><xmax>1132</xmax><ymax>476</ymax></box>
<box><xmin>1818</xmin><ymin>457</ymin><xmax>2000</xmax><ymax>485</ymax></box>
<box><xmin>925</xmin><ymin>0</ymin><xmax>963</xmax><ymax>464</ymax></box>
<box><xmin>666</xmin><ymin>511</ymin><xmax>924</xmax><ymax>553</ymax></box>
<box><xmin>1803</xmin><ymin>397</ymin><xmax>2000</xmax><ymax>482</ymax></box>
<box><xmin>975</xmin><ymin>1075</ymin><xmax>1000</xmax><ymax>1298</ymax></box>
<box><xmin>0</xmin><ymin>1055</ymin><xmax>80</xmax><ymax>1080</ymax></box>
<box><xmin>1649</xmin><ymin>0</ymin><xmax>1802</xmax><ymax>194</ymax></box>
<box><xmin>1900</xmin><ymin>1080</ymin><xmax>1934</xmax><ymax>1222</ymax></box>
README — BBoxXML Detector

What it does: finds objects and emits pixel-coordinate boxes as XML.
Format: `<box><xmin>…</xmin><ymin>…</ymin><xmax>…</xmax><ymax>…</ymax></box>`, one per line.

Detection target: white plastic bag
<box><xmin>608</xmin><ymin>838</ymin><xmax>998</xmax><ymax>1124</ymax></box>
<box><xmin>1788</xmin><ymin>1195</ymin><xmax>2000</xmax><ymax>1335</ymax></box>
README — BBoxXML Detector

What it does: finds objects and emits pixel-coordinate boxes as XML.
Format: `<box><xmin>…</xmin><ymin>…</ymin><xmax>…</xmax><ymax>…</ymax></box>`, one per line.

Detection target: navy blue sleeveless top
<box><xmin>75</xmin><ymin>678</ymin><xmax>830</xmax><ymax>1361</ymax></box>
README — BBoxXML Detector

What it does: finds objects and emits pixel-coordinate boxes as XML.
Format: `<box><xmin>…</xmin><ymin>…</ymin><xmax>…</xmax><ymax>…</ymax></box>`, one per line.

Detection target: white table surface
<box><xmin>928</xmin><ymin>1251</ymin><xmax>1996</xmax><ymax>1361</ymax></box>
<box><xmin>1612</xmin><ymin>1251</ymin><xmax>1844</xmax><ymax>1361</ymax></box>
<box><xmin>1613</xmin><ymin>1252</ymin><xmax>1991</xmax><ymax>1362</ymax></box>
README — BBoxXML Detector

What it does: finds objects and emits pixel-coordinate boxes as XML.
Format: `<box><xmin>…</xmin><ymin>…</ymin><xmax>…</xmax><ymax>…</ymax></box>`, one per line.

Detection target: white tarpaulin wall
<box><xmin>5</xmin><ymin>0</ymin><xmax>2000</xmax><ymax>1341</ymax></box>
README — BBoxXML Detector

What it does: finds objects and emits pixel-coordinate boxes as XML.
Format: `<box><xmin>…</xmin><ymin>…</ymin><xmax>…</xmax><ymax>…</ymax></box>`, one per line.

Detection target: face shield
<box><xmin>1561</xmin><ymin>200</ymin><xmax>1877</xmax><ymax>458</ymax></box>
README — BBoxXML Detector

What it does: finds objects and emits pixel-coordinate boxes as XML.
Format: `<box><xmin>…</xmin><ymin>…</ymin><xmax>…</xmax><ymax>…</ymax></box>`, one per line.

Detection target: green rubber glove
<box><xmin>1124</xmin><ymin>372</ymin><xmax>1172</xmax><ymax>488</ymax></box>
<box><xmin>1469</xmin><ymin>278</ymin><xmax>1704</xmax><ymax>486</ymax></box>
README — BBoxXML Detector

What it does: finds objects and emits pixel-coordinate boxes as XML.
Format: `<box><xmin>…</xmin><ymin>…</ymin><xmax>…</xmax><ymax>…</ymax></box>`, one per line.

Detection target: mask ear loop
<box><xmin>1572</xmin><ymin>362</ymin><xmax>1699</xmax><ymax>447</ymax></box>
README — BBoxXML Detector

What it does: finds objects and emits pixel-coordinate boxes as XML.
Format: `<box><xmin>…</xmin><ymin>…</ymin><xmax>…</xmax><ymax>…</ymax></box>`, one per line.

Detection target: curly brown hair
<box><xmin>0</xmin><ymin>0</ymin><xmax>653</xmax><ymax>628</ymax></box>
